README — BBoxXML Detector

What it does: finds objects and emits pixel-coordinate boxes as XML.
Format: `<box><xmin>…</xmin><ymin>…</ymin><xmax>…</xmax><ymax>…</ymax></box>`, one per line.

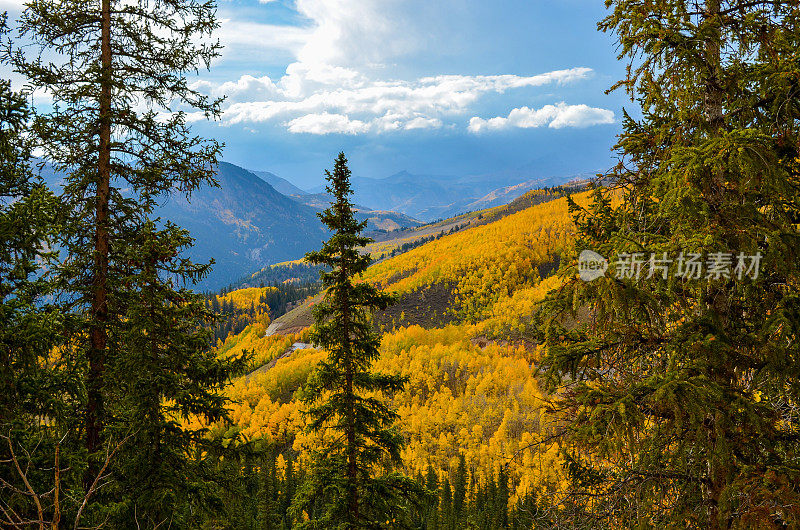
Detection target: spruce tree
<box><xmin>536</xmin><ymin>0</ymin><xmax>800</xmax><ymax>527</ymax></box>
<box><xmin>109</xmin><ymin>220</ymin><xmax>246</xmax><ymax>525</ymax></box>
<box><xmin>453</xmin><ymin>454</ymin><xmax>467</xmax><ymax>523</ymax></box>
<box><xmin>482</xmin><ymin>476</ymin><xmax>496</xmax><ymax>530</ymax></box>
<box><xmin>441</xmin><ymin>478</ymin><xmax>452</xmax><ymax>530</ymax></box>
<box><xmin>258</xmin><ymin>449</ymin><xmax>280</xmax><ymax>530</ymax></box>
<box><xmin>7</xmin><ymin>0</ymin><xmax>244</xmax><ymax>524</ymax></box>
<box><xmin>495</xmin><ymin>466</ymin><xmax>509</xmax><ymax>529</ymax></box>
<box><xmin>290</xmin><ymin>152</ymin><xmax>422</xmax><ymax>528</ymax></box>
<box><xmin>425</xmin><ymin>466</ymin><xmax>440</xmax><ymax>530</ymax></box>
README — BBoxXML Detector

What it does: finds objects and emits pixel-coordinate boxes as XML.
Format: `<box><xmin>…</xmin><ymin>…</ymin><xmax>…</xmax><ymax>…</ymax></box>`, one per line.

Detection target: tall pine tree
<box><xmin>6</xmin><ymin>0</ymin><xmax>244</xmax><ymax>525</ymax></box>
<box><xmin>453</xmin><ymin>453</ymin><xmax>467</xmax><ymax>525</ymax></box>
<box><xmin>291</xmin><ymin>152</ymin><xmax>423</xmax><ymax>528</ymax></box>
<box><xmin>536</xmin><ymin>0</ymin><xmax>800</xmax><ymax>527</ymax></box>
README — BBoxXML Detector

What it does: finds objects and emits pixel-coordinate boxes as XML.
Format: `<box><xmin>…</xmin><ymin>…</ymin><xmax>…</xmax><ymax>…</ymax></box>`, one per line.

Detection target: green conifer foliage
<box><xmin>0</xmin><ymin>73</ymin><xmax>63</xmax><ymax>425</ymax></box>
<box><xmin>6</xmin><ymin>0</ymin><xmax>244</xmax><ymax>525</ymax></box>
<box><xmin>109</xmin><ymin>220</ymin><xmax>246</xmax><ymax>524</ymax></box>
<box><xmin>536</xmin><ymin>0</ymin><xmax>800</xmax><ymax>527</ymax></box>
<box><xmin>0</xmin><ymin>58</ymin><xmax>79</xmax><ymax>525</ymax></box>
<box><xmin>453</xmin><ymin>453</ymin><xmax>467</xmax><ymax>523</ymax></box>
<box><xmin>425</xmin><ymin>466</ymin><xmax>440</xmax><ymax>530</ymax></box>
<box><xmin>495</xmin><ymin>466</ymin><xmax>509</xmax><ymax>529</ymax></box>
<box><xmin>290</xmin><ymin>152</ymin><xmax>423</xmax><ymax>528</ymax></box>
<box><xmin>258</xmin><ymin>451</ymin><xmax>279</xmax><ymax>530</ymax></box>
<box><xmin>441</xmin><ymin>478</ymin><xmax>452</xmax><ymax>529</ymax></box>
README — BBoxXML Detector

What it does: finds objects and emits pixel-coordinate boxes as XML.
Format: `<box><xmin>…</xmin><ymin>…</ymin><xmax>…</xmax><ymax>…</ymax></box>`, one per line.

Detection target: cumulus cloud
<box><xmin>201</xmin><ymin>0</ymin><xmax>611</xmax><ymax>135</ymax></box>
<box><xmin>405</xmin><ymin>116</ymin><xmax>443</xmax><ymax>130</ymax></box>
<box><xmin>468</xmin><ymin>103</ymin><xmax>615</xmax><ymax>133</ymax></box>
<box><xmin>293</xmin><ymin>0</ymin><xmax>423</xmax><ymax>70</ymax></box>
<box><xmin>283</xmin><ymin>112</ymin><xmax>443</xmax><ymax>135</ymax></box>
<box><xmin>196</xmin><ymin>68</ymin><xmax>596</xmax><ymax>134</ymax></box>
<box><xmin>215</xmin><ymin>19</ymin><xmax>312</xmax><ymax>62</ymax></box>
<box><xmin>286</xmin><ymin>113</ymin><xmax>370</xmax><ymax>135</ymax></box>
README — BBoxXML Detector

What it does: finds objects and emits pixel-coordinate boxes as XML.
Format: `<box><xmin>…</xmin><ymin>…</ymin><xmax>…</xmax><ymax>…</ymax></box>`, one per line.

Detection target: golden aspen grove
<box><xmin>189</xmin><ymin>189</ymin><xmax>590</xmax><ymax>526</ymax></box>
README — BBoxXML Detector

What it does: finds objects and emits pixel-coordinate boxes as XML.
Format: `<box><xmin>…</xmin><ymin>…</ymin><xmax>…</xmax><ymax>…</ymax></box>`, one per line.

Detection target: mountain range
<box><xmin>307</xmin><ymin>170</ymin><xmax>586</xmax><ymax>221</ymax></box>
<box><xmin>39</xmin><ymin>161</ymin><xmax>585</xmax><ymax>290</ymax></box>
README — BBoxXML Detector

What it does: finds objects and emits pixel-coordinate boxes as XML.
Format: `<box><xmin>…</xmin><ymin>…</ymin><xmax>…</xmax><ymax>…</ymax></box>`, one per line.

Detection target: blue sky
<box><xmin>1</xmin><ymin>0</ymin><xmax>632</xmax><ymax>189</ymax></box>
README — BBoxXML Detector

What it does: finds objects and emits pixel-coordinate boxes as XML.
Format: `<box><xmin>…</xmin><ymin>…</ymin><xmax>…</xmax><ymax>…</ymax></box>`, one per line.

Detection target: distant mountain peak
<box><xmin>384</xmin><ymin>169</ymin><xmax>413</xmax><ymax>180</ymax></box>
<box><xmin>247</xmin><ymin>168</ymin><xmax>310</xmax><ymax>197</ymax></box>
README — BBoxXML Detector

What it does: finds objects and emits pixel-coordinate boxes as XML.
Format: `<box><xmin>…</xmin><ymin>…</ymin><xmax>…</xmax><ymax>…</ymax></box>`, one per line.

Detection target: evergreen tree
<box><xmin>440</xmin><ymin>478</ymin><xmax>452</xmax><ymax>530</ymax></box>
<box><xmin>453</xmin><ymin>454</ymin><xmax>467</xmax><ymax>523</ymax></box>
<box><xmin>7</xmin><ymin>0</ymin><xmax>244</xmax><ymax>525</ymax></box>
<box><xmin>259</xmin><ymin>450</ymin><xmax>280</xmax><ymax>530</ymax></box>
<box><xmin>424</xmin><ymin>466</ymin><xmax>439</xmax><ymax>530</ymax></box>
<box><xmin>482</xmin><ymin>476</ymin><xmax>496</xmax><ymax>530</ymax></box>
<box><xmin>290</xmin><ymin>152</ymin><xmax>423</xmax><ymax>528</ymax></box>
<box><xmin>495</xmin><ymin>466</ymin><xmax>509</xmax><ymax>529</ymax></box>
<box><xmin>0</xmin><ymin>67</ymin><xmax>64</xmax><ymax>428</ymax></box>
<box><xmin>474</xmin><ymin>480</ymin><xmax>485</xmax><ymax>522</ymax></box>
<box><xmin>0</xmin><ymin>57</ymin><xmax>78</xmax><ymax>525</ymax></box>
<box><xmin>110</xmin><ymin>220</ymin><xmax>246</xmax><ymax>525</ymax></box>
<box><xmin>536</xmin><ymin>0</ymin><xmax>800</xmax><ymax>527</ymax></box>
<box><xmin>282</xmin><ymin>456</ymin><xmax>298</xmax><ymax>528</ymax></box>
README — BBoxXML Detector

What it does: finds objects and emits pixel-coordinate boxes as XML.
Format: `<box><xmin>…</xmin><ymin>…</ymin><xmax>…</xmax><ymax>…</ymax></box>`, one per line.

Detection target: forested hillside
<box><xmin>192</xmin><ymin>188</ymin><xmax>588</xmax><ymax>526</ymax></box>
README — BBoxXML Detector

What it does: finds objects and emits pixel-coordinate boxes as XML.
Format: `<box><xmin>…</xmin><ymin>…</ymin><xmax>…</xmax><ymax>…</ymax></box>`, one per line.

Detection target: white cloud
<box><xmin>284</xmin><ymin>111</ymin><xmax>443</xmax><ymax>135</ymax></box>
<box><xmin>286</xmin><ymin>113</ymin><xmax>370</xmax><ymax>135</ymax></box>
<box><xmin>215</xmin><ymin>19</ymin><xmax>312</xmax><ymax>60</ymax></box>
<box><xmin>404</xmin><ymin>116</ymin><xmax>442</xmax><ymax>130</ymax></box>
<box><xmin>468</xmin><ymin>103</ymin><xmax>615</xmax><ymax>133</ymax></box>
<box><xmin>199</xmin><ymin>1</ymin><xmax>609</xmax><ymax>135</ymax></box>
<box><xmin>0</xmin><ymin>0</ymin><xmax>25</xmax><ymax>10</ymax></box>
<box><xmin>193</xmin><ymin>75</ymin><xmax>280</xmax><ymax>103</ymax></box>
<box><xmin>293</xmin><ymin>0</ymin><xmax>422</xmax><ymax>70</ymax></box>
<box><xmin>196</xmin><ymin>68</ymin><xmax>596</xmax><ymax>134</ymax></box>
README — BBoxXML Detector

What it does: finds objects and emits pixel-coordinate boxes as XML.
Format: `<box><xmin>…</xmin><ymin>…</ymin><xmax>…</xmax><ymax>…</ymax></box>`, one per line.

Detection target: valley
<box><xmin>193</xmin><ymin>185</ymin><xmax>590</xmax><ymax>525</ymax></box>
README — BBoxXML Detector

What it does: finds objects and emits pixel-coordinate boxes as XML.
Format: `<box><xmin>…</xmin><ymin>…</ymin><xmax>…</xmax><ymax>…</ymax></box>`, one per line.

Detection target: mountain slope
<box><xmin>41</xmin><ymin>161</ymin><xmax>432</xmax><ymax>290</ymax></box>
<box><xmin>281</xmin><ymin>190</ymin><xmax>424</xmax><ymax>232</ymax></box>
<box><xmin>435</xmin><ymin>178</ymin><xmax>545</xmax><ymax>219</ymax></box>
<box><xmin>196</xmin><ymin>188</ymin><xmax>596</xmax><ymax>509</ymax></box>
<box><xmin>155</xmin><ymin>162</ymin><xmax>327</xmax><ymax>289</ymax></box>
<box><xmin>249</xmin><ymin>169</ymin><xmax>310</xmax><ymax>197</ymax></box>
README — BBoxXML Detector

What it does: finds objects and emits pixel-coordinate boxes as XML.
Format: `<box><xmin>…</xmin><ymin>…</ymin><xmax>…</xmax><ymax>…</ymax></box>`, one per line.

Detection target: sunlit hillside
<box><xmin>197</xmin><ymin>189</ymin><xmax>592</xmax><ymax>515</ymax></box>
<box><xmin>363</xmin><ymin>191</ymin><xmax>588</xmax><ymax>324</ymax></box>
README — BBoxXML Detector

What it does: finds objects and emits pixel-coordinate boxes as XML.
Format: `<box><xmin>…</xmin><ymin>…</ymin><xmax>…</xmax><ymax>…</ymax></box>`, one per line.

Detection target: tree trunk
<box><xmin>702</xmin><ymin>1</ymin><xmax>728</xmax><ymax>528</ymax></box>
<box><xmin>86</xmin><ymin>0</ymin><xmax>112</xmax><ymax>481</ymax></box>
<box><xmin>341</xmin><ymin>241</ymin><xmax>359</xmax><ymax>524</ymax></box>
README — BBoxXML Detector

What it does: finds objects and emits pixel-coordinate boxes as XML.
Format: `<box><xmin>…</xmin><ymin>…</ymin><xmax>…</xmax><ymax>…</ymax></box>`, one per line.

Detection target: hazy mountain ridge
<box><xmin>307</xmin><ymin>169</ymin><xmax>590</xmax><ymax>221</ymax></box>
<box><xmin>249</xmin><ymin>170</ymin><xmax>309</xmax><ymax>197</ymax></box>
<box><xmin>37</xmin><ymin>161</ymin><xmax>582</xmax><ymax>290</ymax></box>
<box><xmin>38</xmin><ymin>161</ymin><xmax>424</xmax><ymax>290</ymax></box>
<box><xmin>288</xmin><ymin>191</ymin><xmax>424</xmax><ymax>232</ymax></box>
